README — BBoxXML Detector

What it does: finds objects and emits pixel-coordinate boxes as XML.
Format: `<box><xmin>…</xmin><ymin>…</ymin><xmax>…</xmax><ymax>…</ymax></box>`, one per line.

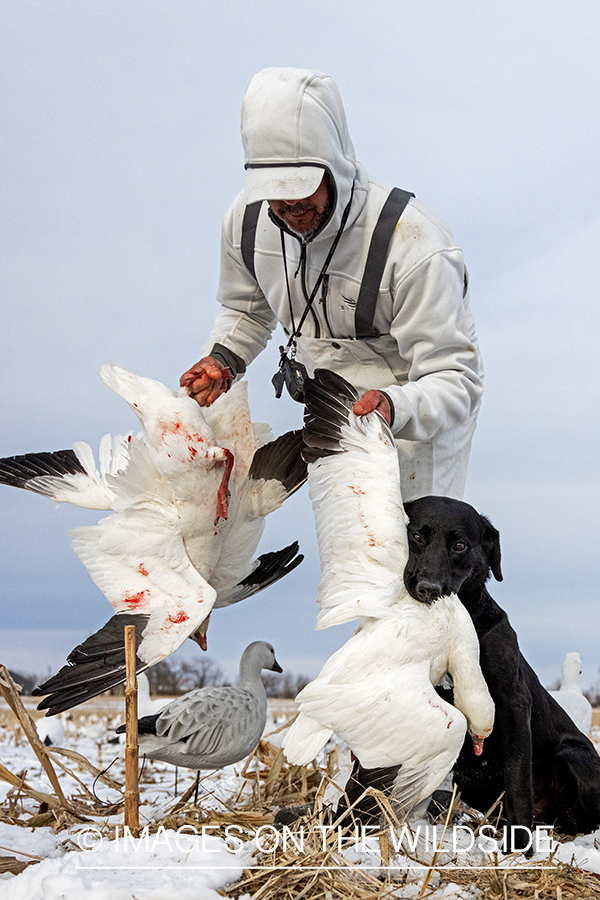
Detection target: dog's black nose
<box><xmin>416</xmin><ymin>580</ymin><xmax>442</xmax><ymax>603</ymax></box>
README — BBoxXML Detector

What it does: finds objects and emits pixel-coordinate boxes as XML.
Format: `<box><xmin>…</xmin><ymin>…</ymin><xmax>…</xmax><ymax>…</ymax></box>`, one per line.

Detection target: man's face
<box><xmin>268</xmin><ymin>172</ymin><xmax>332</xmax><ymax>237</ymax></box>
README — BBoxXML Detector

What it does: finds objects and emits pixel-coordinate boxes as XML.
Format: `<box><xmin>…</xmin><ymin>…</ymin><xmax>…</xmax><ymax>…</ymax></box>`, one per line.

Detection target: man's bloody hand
<box><xmin>180</xmin><ymin>357</ymin><xmax>232</xmax><ymax>406</ymax></box>
<box><xmin>352</xmin><ymin>390</ymin><xmax>392</xmax><ymax>425</ymax></box>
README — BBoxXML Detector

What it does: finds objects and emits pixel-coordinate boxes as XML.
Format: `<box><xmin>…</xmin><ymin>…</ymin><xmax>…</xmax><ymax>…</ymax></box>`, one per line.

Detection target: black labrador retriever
<box><xmin>340</xmin><ymin>496</ymin><xmax>600</xmax><ymax>849</ymax></box>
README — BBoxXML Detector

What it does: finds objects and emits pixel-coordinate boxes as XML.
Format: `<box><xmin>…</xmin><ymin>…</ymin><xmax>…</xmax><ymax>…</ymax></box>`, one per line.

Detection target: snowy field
<box><xmin>2</xmin><ymin>694</ymin><xmax>600</xmax><ymax>900</ymax></box>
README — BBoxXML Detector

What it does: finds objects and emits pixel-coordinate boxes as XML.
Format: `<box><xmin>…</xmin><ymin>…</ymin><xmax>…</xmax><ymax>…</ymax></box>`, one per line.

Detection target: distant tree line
<box><xmin>10</xmin><ymin>659</ymin><xmax>311</xmax><ymax>700</ymax></box>
<box><xmin>8</xmin><ymin>670</ymin><xmax>38</xmax><ymax>695</ymax></box>
<box><xmin>144</xmin><ymin>658</ymin><xmax>311</xmax><ymax>699</ymax></box>
<box><xmin>584</xmin><ymin>685</ymin><xmax>600</xmax><ymax>707</ymax></box>
<box><xmin>146</xmin><ymin>657</ymin><xmax>227</xmax><ymax>694</ymax></box>
<box><xmin>261</xmin><ymin>670</ymin><xmax>311</xmax><ymax>698</ymax></box>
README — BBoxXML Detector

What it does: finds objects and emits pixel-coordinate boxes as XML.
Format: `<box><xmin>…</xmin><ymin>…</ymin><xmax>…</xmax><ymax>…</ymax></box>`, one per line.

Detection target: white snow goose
<box><xmin>115</xmin><ymin>641</ymin><xmax>282</xmax><ymax>771</ymax></box>
<box><xmin>0</xmin><ymin>363</ymin><xmax>305</xmax><ymax>715</ymax></box>
<box><xmin>281</xmin><ymin>370</ymin><xmax>494</xmax><ymax>816</ymax></box>
<box><xmin>548</xmin><ymin>652</ymin><xmax>593</xmax><ymax>736</ymax></box>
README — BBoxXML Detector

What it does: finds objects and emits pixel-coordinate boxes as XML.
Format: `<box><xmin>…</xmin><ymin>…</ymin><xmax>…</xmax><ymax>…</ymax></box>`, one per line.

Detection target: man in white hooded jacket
<box><xmin>181</xmin><ymin>68</ymin><xmax>483</xmax><ymax>501</ymax></box>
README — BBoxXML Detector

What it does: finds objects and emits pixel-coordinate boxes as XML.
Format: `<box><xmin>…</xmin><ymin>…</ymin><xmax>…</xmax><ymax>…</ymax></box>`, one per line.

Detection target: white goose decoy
<box><xmin>136</xmin><ymin>672</ymin><xmax>169</xmax><ymax>717</ymax></box>
<box><xmin>0</xmin><ymin>363</ymin><xmax>305</xmax><ymax>715</ymax></box>
<box><xmin>549</xmin><ymin>652</ymin><xmax>593</xmax><ymax>736</ymax></box>
<box><xmin>115</xmin><ymin>641</ymin><xmax>282</xmax><ymax>770</ymax></box>
<box><xmin>281</xmin><ymin>370</ymin><xmax>494</xmax><ymax>815</ymax></box>
<box><xmin>35</xmin><ymin>713</ymin><xmax>66</xmax><ymax>746</ymax></box>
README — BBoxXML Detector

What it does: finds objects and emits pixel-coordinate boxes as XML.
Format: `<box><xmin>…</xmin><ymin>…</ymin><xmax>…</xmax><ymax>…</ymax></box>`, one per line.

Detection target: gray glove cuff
<box><xmin>209</xmin><ymin>343</ymin><xmax>247</xmax><ymax>379</ymax></box>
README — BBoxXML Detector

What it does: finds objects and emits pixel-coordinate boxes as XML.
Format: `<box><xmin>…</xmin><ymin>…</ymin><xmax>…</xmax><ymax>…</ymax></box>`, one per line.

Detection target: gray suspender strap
<box><xmin>354</xmin><ymin>188</ymin><xmax>414</xmax><ymax>339</ymax></box>
<box><xmin>241</xmin><ymin>200</ymin><xmax>263</xmax><ymax>281</ymax></box>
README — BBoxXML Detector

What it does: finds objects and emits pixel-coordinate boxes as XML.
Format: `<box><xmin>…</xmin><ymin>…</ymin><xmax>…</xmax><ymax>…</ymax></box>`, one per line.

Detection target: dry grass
<box><xmin>437</xmin><ymin>862</ymin><xmax>600</xmax><ymax>899</ymax></box>
<box><xmin>2</xmin><ymin>669</ymin><xmax>600</xmax><ymax>897</ymax></box>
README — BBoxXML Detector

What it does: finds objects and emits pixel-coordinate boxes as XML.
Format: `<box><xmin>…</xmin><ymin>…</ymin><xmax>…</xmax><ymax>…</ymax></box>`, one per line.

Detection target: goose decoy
<box><xmin>136</xmin><ymin>672</ymin><xmax>169</xmax><ymax>717</ymax></box>
<box><xmin>0</xmin><ymin>363</ymin><xmax>305</xmax><ymax>715</ymax></box>
<box><xmin>548</xmin><ymin>652</ymin><xmax>593</xmax><ymax>736</ymax></box>
<box><xmin>116</xmin><ymin>641</ymin><xmax>282</xmax><ymax>771</ymax></box>
<box><xmin>281</xmin><ymin>370</ymin><xmax>494</xmax><ymax>816</ymax></box>
<box><xmin>35</xmin><ymin>713</ymin><xmax>66</xmax><ymax>747</ymax></box>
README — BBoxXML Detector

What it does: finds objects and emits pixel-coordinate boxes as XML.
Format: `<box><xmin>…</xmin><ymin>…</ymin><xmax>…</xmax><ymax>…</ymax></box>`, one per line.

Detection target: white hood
<box><xmin>241</xmin><ymin>68</ymin><xmax>366</xmax><ymax>241</ymax></box>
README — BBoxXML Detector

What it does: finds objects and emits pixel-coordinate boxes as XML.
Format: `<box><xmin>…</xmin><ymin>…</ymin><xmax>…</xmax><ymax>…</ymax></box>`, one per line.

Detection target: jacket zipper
<box><xmin>319</xmin><ymin>274</ymin><xmax>333</xmax><ymax>337</ymax></box>
<box><xmin>298</xmin><ymin>243</ymin><xmax>321</xmax><ymax>339</ymax></box>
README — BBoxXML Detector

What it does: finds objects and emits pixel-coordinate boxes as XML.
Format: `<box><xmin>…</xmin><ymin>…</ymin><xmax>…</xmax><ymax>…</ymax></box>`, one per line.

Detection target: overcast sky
<box><xmin>1</xmin><ymin>1</ymin><xmax>599</xmax><ymax>690</ymax></box>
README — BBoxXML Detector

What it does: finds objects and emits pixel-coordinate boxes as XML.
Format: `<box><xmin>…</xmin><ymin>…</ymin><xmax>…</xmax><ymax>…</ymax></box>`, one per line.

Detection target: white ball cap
<box><xmin>243</xmin><ymin>164</ymin><xmax>325</xmax><ymax>204</ymax></box>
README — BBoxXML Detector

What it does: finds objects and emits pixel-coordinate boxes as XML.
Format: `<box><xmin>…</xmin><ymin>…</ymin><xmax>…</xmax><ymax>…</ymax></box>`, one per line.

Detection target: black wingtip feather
<box><xmin>312</xmin><ymin>369</ymin><xmax>359</xmax><ymax>403</ymax></box>
<box><xmin>241</xmin><ymin>541</ymin><xmax>304</xmax><ymax>590</ymax></box>
<box><xmin>248</xmin><ymin>429</ymin><xmax>308</xmax><ymax>495</ymax></box>
<box><xmin>33</xmin><ymin>614</ymin><xmax>150</xmax><ymax>716</ymax></box>
<box><xmin>216</xmin><ymin>541</ymin><xmax>304</xmax><ymax>607</ymax></box>
<box><xmin>0</xmin><ymin>449</ymin><xmax>86</xmax><ymax>490</ymax></box>
<box><xmin>115</xmin><ymin>712</ymin><xmax>160</xmax><ymax>736</ymax></box>
<box><xmin>302</xmin><ymin>369</ymin><xmax>359</xmax><ymax>461</ymax></box>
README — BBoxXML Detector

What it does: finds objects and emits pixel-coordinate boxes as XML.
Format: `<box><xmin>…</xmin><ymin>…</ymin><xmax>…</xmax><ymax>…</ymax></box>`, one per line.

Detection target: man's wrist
<box><xmin>209</xmin><ymin>343</ymin><xmax>247</xmax><ymax>379</ymax></box>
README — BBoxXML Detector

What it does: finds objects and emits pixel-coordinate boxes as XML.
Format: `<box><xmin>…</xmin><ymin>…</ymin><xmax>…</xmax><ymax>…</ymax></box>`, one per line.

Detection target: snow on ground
<box><xmin>0</xmin><ymin>821</ymin><xmax>250</xmax><ymax>900</ymax></box>
<box><xmin>2</xmin><ymin>698</ymin><xmax>600</xmax><ymax>899</ymax></box>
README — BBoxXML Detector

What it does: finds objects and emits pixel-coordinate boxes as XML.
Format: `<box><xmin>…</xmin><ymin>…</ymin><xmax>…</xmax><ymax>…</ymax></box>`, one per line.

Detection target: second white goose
<box><xmin>282</xmin><ymin>370</ymin><xmax>494</xmax><ymax>815</ymax></box>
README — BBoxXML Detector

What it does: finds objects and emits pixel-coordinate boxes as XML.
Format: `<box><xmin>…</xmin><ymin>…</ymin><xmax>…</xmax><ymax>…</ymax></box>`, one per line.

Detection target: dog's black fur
<box><xmin>405</xmin><ymin>496</ymin><xmax>600</xmax><ymax>844</ymax></box>
<box><xmin>339</xmin><ymin>496</ymin><xmax>600</xmax><ymax>849</ymax></box>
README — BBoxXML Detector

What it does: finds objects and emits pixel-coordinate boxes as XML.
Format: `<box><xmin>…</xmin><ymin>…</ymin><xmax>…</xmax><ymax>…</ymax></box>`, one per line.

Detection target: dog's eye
<box><xmin>453</xmin><ymin>541</ymin><xmax>467</xmax><ymax>552</ymax></box>
<box><xmin>410</xmin><ymin>531</ymin><xmax>424</xmax><ymax>544</ymax></box>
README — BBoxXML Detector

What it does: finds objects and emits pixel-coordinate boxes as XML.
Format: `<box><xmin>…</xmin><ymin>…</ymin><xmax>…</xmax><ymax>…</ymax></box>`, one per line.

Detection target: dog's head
<box><xmin>403</xmin><ymin>496</ymin><xmax>502</xmax><ymax>605</ymax></box>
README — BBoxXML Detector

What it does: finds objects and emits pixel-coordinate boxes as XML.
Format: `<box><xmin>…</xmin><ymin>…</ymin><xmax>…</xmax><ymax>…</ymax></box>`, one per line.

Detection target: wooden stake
<box><xmin>124</xmin><ymin>625</ymin><xmax>140</xmax><ymax>837</ymax></box>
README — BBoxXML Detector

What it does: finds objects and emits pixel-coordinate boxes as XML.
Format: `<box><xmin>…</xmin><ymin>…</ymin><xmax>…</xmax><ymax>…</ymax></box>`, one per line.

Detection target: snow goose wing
<box><xmin>0</xmin><ymin>363</ymin><xmax>305</xmax><ymax>715</ymax></box>
<box><xmin>301</xmin><ymin>368</ymin><xmax>409</xmax><ymax>628</ymax></box>
<box><xmin>115</xmin><ymin>641</ymin><xmax>282</xmax><ymax>770</ymax></box>
<box><xmin>34</xmin><ymin>503</ymin><xmax>218</xmax><ymax>714</ymax></box>
<box><xmin>0</xmin><ymin>436</ymin><xmax>127</xmax><ymax>510</ymax></box>
<box><xmin>282</xmin><ymin>370</ymin><xmax>494</xmax><ymax>815</ymax></box>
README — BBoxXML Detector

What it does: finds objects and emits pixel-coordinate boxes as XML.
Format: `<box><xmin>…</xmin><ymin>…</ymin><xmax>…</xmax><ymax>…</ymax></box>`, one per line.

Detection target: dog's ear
<box><xmin>481</xmin><ymin>515</ymin><xmax>503</xmax><ymax>581</ymax></box>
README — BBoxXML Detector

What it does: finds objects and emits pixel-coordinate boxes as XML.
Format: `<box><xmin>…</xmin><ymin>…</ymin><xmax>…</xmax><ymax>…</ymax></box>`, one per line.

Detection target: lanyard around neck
<box><xmin>281</xmin><ymin>181</ymin><xmax>355</xmax><ymax>356</ymax></box>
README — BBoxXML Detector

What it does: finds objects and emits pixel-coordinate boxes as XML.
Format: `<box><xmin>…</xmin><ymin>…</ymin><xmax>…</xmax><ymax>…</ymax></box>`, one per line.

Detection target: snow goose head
<box><xmin>560</xmin><ymin>652</ymin><xmax>583</xmax><ymax>689</ymax></box>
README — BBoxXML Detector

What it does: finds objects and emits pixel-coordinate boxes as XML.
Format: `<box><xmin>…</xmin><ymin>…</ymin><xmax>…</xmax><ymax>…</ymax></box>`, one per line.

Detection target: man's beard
<box><xmin>285</xmin><ymin>195</ymin><xmax>332</xmax><ymax>239</ymax></box>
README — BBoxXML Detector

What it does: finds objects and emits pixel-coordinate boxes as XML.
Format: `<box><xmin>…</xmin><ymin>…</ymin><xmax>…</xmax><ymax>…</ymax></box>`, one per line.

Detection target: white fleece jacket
<box><xmin>203</xmin><ymin>68</ymin><xmax>483</xmax><ymax>497</ymax></box>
